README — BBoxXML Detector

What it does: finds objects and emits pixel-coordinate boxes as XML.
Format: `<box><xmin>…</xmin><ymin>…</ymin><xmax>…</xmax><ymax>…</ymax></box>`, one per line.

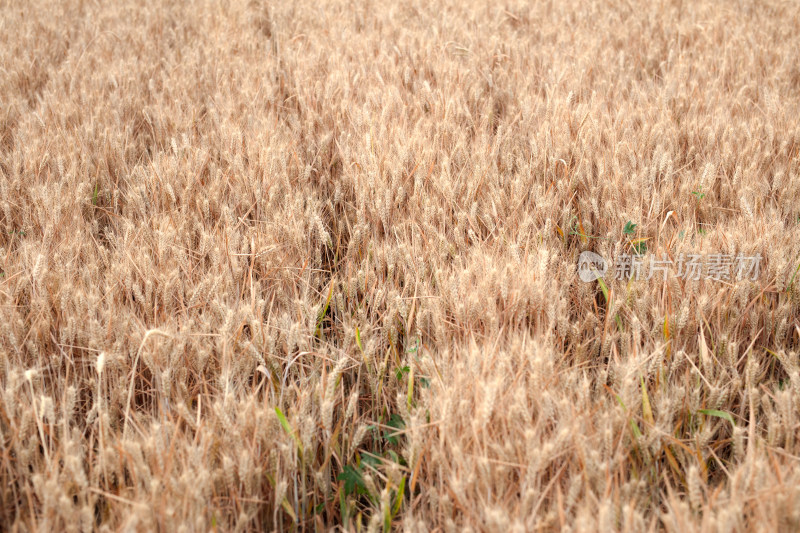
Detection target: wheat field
<box><xmin>1</xmin><ymin>0</ymin><xmax>799</xmax><ymax>530</ymax></box>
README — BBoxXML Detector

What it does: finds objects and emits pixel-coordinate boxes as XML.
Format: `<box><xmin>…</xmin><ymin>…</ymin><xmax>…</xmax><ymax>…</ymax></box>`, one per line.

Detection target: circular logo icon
<box><xmin>578</xmin><ymin>251</ymin><xmax>608</xmax><ymax>282</ymax></box>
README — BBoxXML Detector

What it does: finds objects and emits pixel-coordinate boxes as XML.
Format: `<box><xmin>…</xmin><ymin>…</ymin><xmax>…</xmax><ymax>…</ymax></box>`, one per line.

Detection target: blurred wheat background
<box><xmin>1</xmin><ymin>0</ymin><xmax>799</xmax><ymax>530</ymax></box>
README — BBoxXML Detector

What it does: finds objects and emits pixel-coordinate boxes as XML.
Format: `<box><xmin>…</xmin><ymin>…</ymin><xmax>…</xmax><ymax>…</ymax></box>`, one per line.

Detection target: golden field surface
<box><xmin>1</xmin><ymin>0</ymin><xmax>800</xmax><ymax>530</ymax></box>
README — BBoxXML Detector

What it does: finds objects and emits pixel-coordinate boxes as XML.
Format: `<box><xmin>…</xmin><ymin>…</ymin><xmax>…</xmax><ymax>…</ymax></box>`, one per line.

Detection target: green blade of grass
<box><xmin>697</xmin><ymin>409</ymin><xmax>735</xmax><ymax>427</ymax></box>
<box><xmin>595</xmin><ymin>274</ymin><xmax>623</xmax><ymax>331</ymax></box>
<box><xmin>596</xmin><ymin>274</ymin><xmax>610</xmax><ymax>302</ymax></box>
<box><xmin>392</xmin><ymin>476</ymin><xmax>406</xmax><ymax>518</ymax></box>
<box><xmin>355</xmin><ymin>326</ymin><xmax>363</xmax><ymax>351</ymax></box>
<box><xmin>275</xmin><ymin>407</ymin><xmax>304</xmax><ymax>455</ymax></box>
<box><xmin>315</xmin><ymin>282</ymin><xmax>334</xmax><ymax>337</ymax></box>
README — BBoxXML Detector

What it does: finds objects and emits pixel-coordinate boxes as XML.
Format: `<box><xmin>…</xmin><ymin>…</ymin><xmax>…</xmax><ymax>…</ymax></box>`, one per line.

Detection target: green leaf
<box><xmin>395</xmin><ymin>365</ymin><xmax>410</xmax><ymax>380</ymax></box>
<box><xmin>630</xmin><ymin>419</ymin><xmax>643</xmax><ymax>439</ymax></box>
<box><xmin>275</xmin><ymin>407</ymin><xmax>303</xmax><ymax>454</ymax></box>
<box><xmin>338</xmin><ymin>464</ymin><xmax>365</xmax><ymax>495</ymax></box>
<box><xmin>361</xmin><ymin>453</ymin><xmax>381</xmax><ymax>469</ymax></box>
<box><xmin>596</xmin><ymin>277</ymin><xmax>623</xmax><ymax>331</ymax></box>
<box><xmin>392</xmin><ymin>476</ymin><xmax>406</xmax><ymax>517</ymax></box>
<box><xmin>407</xmin><ymin>363</ymin><xmax>415</xmax><ymax>409</ymax></box>
<box><xmin>388</xmin><ymin>413</ymin><xmax>405</xmax><ymax>429</ymax></box>
<box><xmin>355</xmin><ymin>326</ymin><xmax>363</xmax><ymax>351</ymax></box>
<box><xmin>275</xmin><ymin>406</ymin><xmax>291</xmax><ymax>434</ymax></box>
<box><xmin>623</xmin><ymin>221</ymin><xmax>637</xmax><ymax>235</ymax></box>
<box><xmin>698</xmin><ymin>409</ymin><xmax>735</xmax><ymax>427</ymax></box>
<box><xmin>613</xmin><ymin>393</ymin><xmax>627</xmax><ymax>410</ymax></box>
<box><xmin>314</xmin><ymin>283</ymin><xmax>334</xmax><ymax>337</ymax></box>
<box><xmin>384</xmin><ymin>413</ymin><xmax>405</xmax><ymax>445</ymax></box>
<box><xmin>339</xmin><ymin>487</ymin><xmax>348</xmax><ymax>523</ymax></box>
<box><xmin>385</xmin><ymin>450</ymin><xmax>401</xmax><ymax>464</ymax></box>
<box><xmin>596</xmin><ymin>276</ymin><xmax>610</xmax><ymax>303</ymax></box>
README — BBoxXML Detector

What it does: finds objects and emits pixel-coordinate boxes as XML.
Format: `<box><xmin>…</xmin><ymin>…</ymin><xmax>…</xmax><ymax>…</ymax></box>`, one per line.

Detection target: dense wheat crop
<box><xmin>1</xmin><ymin>0</ymin><xmax>799</xmax><ymax>530</ymax></box>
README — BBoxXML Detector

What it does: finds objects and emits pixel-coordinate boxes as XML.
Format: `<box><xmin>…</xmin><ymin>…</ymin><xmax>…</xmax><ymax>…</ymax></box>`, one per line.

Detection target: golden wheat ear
<box><xmin>2</xmin><ymin>0</ymin><xmax>799</xmax><ymax>530</ymax></box>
